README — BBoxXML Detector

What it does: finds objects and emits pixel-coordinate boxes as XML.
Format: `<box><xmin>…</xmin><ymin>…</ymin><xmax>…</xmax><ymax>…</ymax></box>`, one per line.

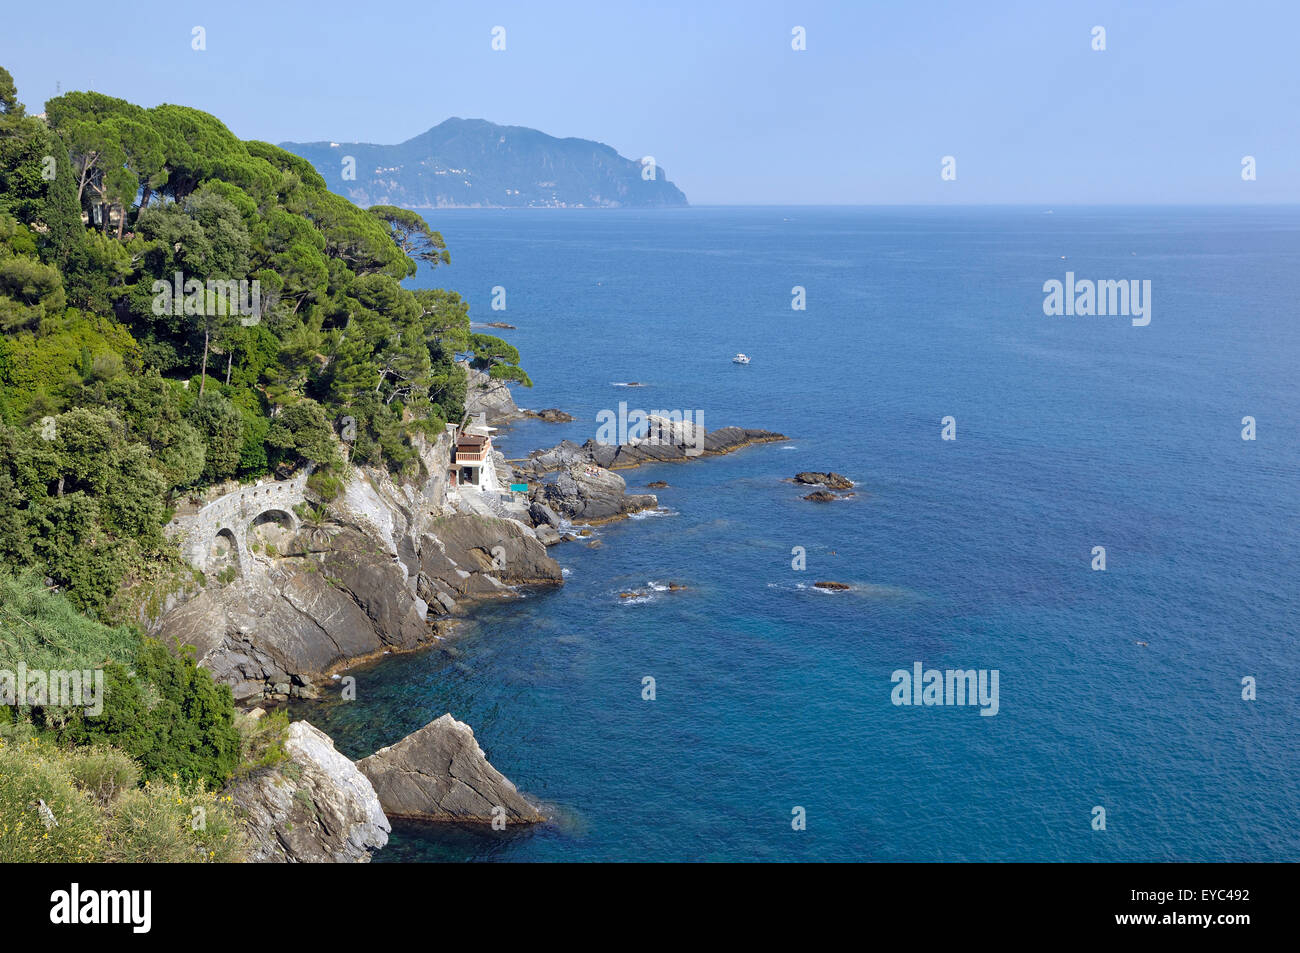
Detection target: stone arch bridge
<box><xmin>168</xmin><ymin>470</ymin><xmax>311</xmax><ymax>578</ymax></box>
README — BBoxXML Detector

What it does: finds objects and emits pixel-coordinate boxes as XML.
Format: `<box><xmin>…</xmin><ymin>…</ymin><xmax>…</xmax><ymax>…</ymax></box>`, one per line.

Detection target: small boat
<box><xmin>732</xmin><ymin>353</ymin><xmax>750</xmax><ymax>364</ymax></box>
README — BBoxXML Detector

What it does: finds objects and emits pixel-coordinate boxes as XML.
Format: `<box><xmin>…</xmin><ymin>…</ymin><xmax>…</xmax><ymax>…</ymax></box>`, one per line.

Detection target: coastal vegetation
<box><xmin>0</xmin><ymin>64</ymin><xmax>527</xmax><ymax>861</ymax></box>
<box><xmin>0</xmin><ymin>65</ymin><xmax>527</xmax><ymax>614</ymax></box>
<box><xmin>0</xmin><ymin>572</ymin><xmax>259</xmax><ymax>862</ymax></box>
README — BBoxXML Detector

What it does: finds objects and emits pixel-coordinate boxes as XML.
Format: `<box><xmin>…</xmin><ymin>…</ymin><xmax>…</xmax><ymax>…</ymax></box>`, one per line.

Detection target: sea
<box><xmin>289</xmin><ymin>206</ymin><xmax>1300</xmax><ymax>861</ymax></box>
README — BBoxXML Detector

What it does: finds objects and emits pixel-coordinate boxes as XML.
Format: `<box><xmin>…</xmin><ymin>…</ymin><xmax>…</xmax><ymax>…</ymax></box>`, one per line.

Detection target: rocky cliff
<box><xmin>156</xmin><ymin>426</ymin><xmax>561</xmax><ymax>703</ymax></box>
<box><xmin>460</xmin><ymin>360</ymin><xmax>524</xmax><ymax>424</ymax></box>
<box><xmin>230</xmin><ymin>720</ymin><xmax>391</xmax><ymax>863</ymax></box>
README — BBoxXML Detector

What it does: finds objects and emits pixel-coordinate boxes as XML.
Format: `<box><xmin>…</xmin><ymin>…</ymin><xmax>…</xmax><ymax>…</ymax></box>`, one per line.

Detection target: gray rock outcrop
<box><xmin>517</xmin><ymin>421</ymin><xmax>787</xmax><ymax>477</ymax></box>
<box><xmin>358</xmin><ymin>714</ymin><xmax>544</xmax><ymax>824</ymax></box>
<box><xmin>535</xmin><ymin>464</ymin><xmax>658</xmax><ymax>524</ymax></box>
<box><xmin>793</xmin><ymin>471</ymin><xmax>854</xmax><ymax>490</ymax></box>
<box><xmin>460</xmin><ymin>360</ymin><xmax>523</xmax><ymax>424</ymax></box>
<box><xmin>420</xmin><ymin>513</ymin><xmax>564</xmax><ymax>591</ymax></box>
<box><xmin>157</xmin><ymin>522</ymin><xmax>436</xmax><ymax>701</ymax></box>
<box><xmin>230</xmin><ymin>721</ymin><xmax>390</xmax><ymax>863</ymax></box>
<box><xmin>159</xmin><ymin>511</ymin><xmax>560</xmax><ymax>702</ymax></box>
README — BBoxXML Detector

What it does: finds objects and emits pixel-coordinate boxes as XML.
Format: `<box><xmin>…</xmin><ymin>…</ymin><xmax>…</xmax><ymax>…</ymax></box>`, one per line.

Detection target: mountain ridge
<box><xmin>281</xmin><ymin>117</ymin><xmax>688</xmax><ymax>209</ymax></box>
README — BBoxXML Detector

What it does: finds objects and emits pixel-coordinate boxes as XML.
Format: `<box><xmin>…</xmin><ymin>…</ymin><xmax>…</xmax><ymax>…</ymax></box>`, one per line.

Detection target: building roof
<box><xmin>456</xmin><ymin>434</ymin><xmax>489</xmax><ymax>449</ymax></box>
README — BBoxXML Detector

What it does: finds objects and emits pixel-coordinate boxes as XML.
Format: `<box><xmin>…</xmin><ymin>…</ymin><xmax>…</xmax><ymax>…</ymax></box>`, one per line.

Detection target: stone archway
<box><xmin>248</xmin><ymin>508</ymin><xmax>298</xmax><ymax>555</ymax></box>
<box><xmin>210</xmin><ymin>527</ymin><xmax>242</xmax><ymax>577</ymax></box>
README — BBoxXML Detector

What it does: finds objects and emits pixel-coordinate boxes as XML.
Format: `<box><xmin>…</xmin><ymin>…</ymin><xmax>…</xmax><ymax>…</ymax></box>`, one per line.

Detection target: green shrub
<box><xmin>0</xmin><ymin>570</ymin><xmax>138</xmax><ymax>673</ymax></box>
<box><xmin>106</xmin><ymin>783</ymin><xmax>244</xmax><ymax>863</ymax></box>
<box><xmin>47</xmin><ymin>639</ymin><xmax>240</xmax><ymax>788</ymax></box>
<box><xmin>306</xmin><ymin>468</ymin><xmax>343</xmax><ymax>501</ymax></box>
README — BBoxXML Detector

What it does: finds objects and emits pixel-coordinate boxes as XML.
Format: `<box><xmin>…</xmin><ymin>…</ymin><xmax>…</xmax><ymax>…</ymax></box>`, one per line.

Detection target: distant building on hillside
<box><xmin>449</xmin><ymin>416</ymin><xmax>499</xmax><ymax>492</ymax></box>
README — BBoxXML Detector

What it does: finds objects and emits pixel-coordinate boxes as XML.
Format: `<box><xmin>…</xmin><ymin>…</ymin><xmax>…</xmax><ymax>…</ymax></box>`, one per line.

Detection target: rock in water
<box><xmin>794</xmin><ymin>471</ymin><xmax>854</xmax><ymax>490</ymax></box>
<box><xmin>518</xmin><ymin>422</ymin><xmax>787</xmax><ymax>476</ymax></box>
<box><xmin>537</xmin><ymin>464</ymin><xmax>657</xmax><ymax>523</ymax></box>
<box><xmin>813</xmin><ymin>581</ymin><xmax>851</xmax><ymax>591</ymax></box>
<box><xmin>530</xmin><ymin>408</ymin><xmax>574</xmax><ymax>422</ymax></box>
<box><xmin>230</xmin><ymin>721</ymin><xmax>390</xmax><ymax>863</ymax></box>
<box><xmin>803</xmin><ymin>490</ymin><xmax>840</xmax><ymax>502</ymax></box>
<box><xmin>358</xmin><ymin>714</ymin><xmax>544</xmax><ymax>824</ymax></box>
<box><xmin>423</xmin><ymin>513</ymin><xmax>563</xmax><ymax>588</ymax></box>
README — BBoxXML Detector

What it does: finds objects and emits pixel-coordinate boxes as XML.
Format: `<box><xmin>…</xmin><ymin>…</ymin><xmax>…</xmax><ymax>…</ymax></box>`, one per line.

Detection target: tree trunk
<box><xmin>226</xmin><ymin>349</ymin><xmax>233</xmax><ymax>386</ymax></box>
<box><xmin>116</xmin><ymin>205</ymin><xmax>125</xmax><ymax>239</ymax></box>
<box><xmin>75</xmin><ymin>154</ymin><xmax>97</xmax><ymax>206</ymax></box>
<box><xmin>200</xmin><ymin>329</ymin><xmax>209</xmax><ymax>396</ymax></box>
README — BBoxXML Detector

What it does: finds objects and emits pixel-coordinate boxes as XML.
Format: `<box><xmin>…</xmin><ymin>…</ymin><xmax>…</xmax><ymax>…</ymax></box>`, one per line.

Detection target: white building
<box><xmin>449</xmin><ymin>416</ymin><xmax>500</xmax><ymax>492</ymax></box>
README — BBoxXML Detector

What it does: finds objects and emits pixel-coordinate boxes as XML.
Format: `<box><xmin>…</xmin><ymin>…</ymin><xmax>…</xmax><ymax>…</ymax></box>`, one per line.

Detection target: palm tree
<box><xmin>296</xmin><ymin>503</ymin><xmax>335</xmax><ymax>551</ymax></box>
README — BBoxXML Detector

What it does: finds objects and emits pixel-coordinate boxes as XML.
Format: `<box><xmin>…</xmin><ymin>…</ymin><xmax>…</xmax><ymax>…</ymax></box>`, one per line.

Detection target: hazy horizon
<box><xmin>4</xmin><ymin>0</ymin><xmax>1298</xmax><ymax>205</ymax></box>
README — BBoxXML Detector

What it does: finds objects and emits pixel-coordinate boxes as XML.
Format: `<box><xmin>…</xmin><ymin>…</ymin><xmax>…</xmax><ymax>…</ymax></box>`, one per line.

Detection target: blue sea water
<box><xmin>292</xmin><ymin>207</ymin><xmax>1300</xmax><ymax>861</ymax></box>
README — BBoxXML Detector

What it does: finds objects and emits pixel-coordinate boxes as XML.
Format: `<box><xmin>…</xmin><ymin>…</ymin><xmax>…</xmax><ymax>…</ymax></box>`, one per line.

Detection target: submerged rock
<box><xmin>803</xmin><ymin>490</ymin><xmax>841</xmax><ymax>502</ymax></box>
<box><xmin>357</xmin><ymin>714</ymin><xmax>544</xmax><ymax>824</ymax></box>
<box><xmin>230</xmin><ymin>721</ymin><xmax>390</xmax><ymax>863</ymax></box>
<box><xmin>813</xmin><ymin>581</ymin><xmax>851</xmax><ymax>591</ymax></box>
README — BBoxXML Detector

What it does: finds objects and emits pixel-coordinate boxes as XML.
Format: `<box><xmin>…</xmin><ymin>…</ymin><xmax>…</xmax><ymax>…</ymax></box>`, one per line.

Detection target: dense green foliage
<box><xmin>44</xmin><ymin>639</ymin><xmax>241</xmax><ymax>788</ymax></box>
<box><xmin>0</xmin><ymin>572</ymin><xmax>240</xmax><ymax>789</ymax></box>
<box><xmin>0</xmin><ymin>66</ymin><xmax>529</xmax><ymax>611</ymax></box>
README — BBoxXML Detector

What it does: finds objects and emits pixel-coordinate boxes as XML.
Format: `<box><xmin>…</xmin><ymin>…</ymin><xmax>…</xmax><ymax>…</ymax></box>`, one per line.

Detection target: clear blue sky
<box><xmin>4</xmin><ymin>0</ymin><xmax>1297</xmax><ymax>204</ymax></box>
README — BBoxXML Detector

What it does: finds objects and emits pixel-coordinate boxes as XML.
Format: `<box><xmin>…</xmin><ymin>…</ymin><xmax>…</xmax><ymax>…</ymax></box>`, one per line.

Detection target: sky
<box><xmin>3</xmin><ymin>0</ymin><xmax>1298</xmax><ymax>205</ymax></box>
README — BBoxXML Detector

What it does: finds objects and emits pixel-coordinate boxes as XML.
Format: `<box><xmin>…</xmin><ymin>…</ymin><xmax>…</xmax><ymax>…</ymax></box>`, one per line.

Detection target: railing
<box><xmin>455</xmin><ymin>450</ymin><xmax>487</xmax><ymax>463</ymax></box>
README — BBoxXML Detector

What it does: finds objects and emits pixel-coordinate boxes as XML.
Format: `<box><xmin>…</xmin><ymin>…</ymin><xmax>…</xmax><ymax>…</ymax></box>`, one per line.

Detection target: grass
<box><xmin>233</xmin><ymin>708</ymin><xmax>291</xmax><ymax>778</ymax></box>
<box><xmin>0</xmin><ymin>732</ymin><xmax>246</xmax><ymax>862</ymax></box>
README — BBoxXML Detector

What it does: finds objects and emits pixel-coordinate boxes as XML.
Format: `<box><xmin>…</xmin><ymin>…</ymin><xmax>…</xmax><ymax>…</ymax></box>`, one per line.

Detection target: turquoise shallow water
<box><xmin>291</xmin><ymin>207</ymin><xmax>1300</xmax><ymax>861</ymax></box>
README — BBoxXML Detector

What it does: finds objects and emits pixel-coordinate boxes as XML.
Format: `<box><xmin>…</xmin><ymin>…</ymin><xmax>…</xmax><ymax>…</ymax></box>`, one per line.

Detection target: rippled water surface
<box><xmin>292</xmin><ymin>207</ymin><xmax>1300</xmax><ymax>861</ymax></box>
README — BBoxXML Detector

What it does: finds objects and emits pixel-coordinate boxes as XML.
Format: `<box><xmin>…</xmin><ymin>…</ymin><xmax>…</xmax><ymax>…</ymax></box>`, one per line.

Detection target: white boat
<box><xmin>732</xmin><ymin>353</ymin><xmax>750</xmax><ymax>364</ymax></box>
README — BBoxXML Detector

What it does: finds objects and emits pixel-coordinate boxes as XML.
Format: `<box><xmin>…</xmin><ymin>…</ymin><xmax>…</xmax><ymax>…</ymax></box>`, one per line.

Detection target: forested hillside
<box><xmin>0</xmin><ymin>67</ymin><xmax>527</xmax><ymax>615</ymax></box>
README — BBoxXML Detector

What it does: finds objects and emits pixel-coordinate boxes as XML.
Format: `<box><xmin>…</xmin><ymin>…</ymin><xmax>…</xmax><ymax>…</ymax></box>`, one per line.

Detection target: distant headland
<box><xmin>281</xmin><ymin>118</ymin><xmax>689</xmax><ymax>209</ymax></box>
